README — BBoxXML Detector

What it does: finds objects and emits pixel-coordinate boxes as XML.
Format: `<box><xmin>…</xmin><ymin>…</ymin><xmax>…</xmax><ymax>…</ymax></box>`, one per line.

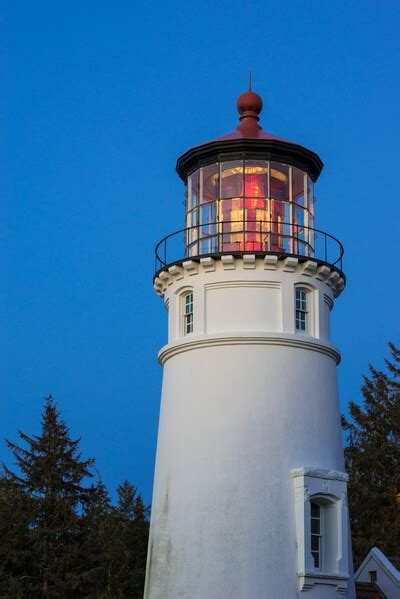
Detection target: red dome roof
<box><xmin>206</xmin><ymin>127</ymin><xmax>292</xmax><ymax>144</ymax></box>
<box><xmin>176</xmin><ymin>89</ymin><xmax>323</xmax><ymax>182</ymax></box>
<box><xmin>203</xmin><ymin>89</ymin><xmax>294</xmax><ymax>145</ymax></box>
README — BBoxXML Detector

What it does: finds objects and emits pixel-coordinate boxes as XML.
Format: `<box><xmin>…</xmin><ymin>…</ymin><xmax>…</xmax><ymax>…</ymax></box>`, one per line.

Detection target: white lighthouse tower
<box><xmin>145</xmin><ymin>89</ymin><xmax>355</xmax><ymax>598</ymax></box>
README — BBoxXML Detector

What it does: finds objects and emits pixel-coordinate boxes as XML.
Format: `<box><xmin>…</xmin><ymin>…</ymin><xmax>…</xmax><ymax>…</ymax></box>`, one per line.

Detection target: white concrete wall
<box><xmin>205</xmin><ymin>281</ymin><xmax>282</xmax><ymax>333</ymax></box>
<box><xmin>146</xmin><ymin>257</ymin><xmax>353</xmax><ymax>598</ymax></box>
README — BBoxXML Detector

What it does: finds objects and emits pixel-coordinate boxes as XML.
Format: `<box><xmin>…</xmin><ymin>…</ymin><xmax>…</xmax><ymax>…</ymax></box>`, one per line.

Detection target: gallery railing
<box><xmin>154</xmin><ymin>220</ymin><xmax>344</xmax><ymax>275</ymax></box>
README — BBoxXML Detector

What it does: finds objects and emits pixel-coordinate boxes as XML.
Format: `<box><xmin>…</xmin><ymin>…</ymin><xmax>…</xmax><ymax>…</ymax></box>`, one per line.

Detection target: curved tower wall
<box><xmin>145</xmin><ymin>255</ymin><xmax>353</xmax><ymax>598</ymax></box>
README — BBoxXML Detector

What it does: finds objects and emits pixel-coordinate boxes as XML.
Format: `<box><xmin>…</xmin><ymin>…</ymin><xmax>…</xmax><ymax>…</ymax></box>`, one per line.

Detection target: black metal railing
<box><xmin>154</xmin><ymin>220</ymin><xmax>344</xmax><ymax>275</ymax></box>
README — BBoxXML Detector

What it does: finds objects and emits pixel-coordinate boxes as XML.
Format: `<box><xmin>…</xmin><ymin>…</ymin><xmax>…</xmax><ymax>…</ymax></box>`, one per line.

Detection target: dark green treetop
<box><xmin>342</xmin><ymin>343</ymin><xmax>400</xmax><ymax>567</ymax></box>
<box><xmin>2</xmin><ymin>395</ymin><xmax>95</xmax><ymax>597</ymax></box>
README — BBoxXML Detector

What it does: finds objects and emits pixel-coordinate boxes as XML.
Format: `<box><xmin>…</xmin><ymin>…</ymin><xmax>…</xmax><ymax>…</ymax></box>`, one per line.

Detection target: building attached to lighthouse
<box><xmin>145</xmin><ymin>90</ymin><xmax>354</xmax><ymax>598</ymax></box>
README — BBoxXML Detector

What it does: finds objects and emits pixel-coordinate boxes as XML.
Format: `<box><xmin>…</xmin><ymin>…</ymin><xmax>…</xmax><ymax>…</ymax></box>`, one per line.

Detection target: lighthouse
<box><xmin>145</xmin><ymin>89</ymin><xmax>354</xmax><ymax>598</ymax></box>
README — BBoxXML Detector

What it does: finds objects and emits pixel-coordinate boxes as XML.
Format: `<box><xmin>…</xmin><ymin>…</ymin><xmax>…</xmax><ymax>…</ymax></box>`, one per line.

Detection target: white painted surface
<box><xmin>145</xmin><ymin>258</ymin><xmax>354</xmax><ymax>598</ymax></box>
<box><xmin>356</xmin><ymin>547</ymin><xmax>400</xmax><ymax>598</ymax></box>
<box><xmin>162</xmin><ymin>257</ymin><xmax>335</xmax><ymax>344</ymax></box>
<box><xmin>205</xmin><ymin>281</ymin><xmax>282</xmax><ymax>333</ymax></box>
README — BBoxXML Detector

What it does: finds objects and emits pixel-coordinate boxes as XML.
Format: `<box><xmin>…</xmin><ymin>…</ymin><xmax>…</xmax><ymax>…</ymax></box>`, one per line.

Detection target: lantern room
<box><xmin>184</xmin><ymin>159</ymin><xmax>314</xmax><ymax>256</ymax></box>
<box><xmin>155</xmin><ymin>89</ymin><xmax>343</xmax><ymax>275</ymax></box>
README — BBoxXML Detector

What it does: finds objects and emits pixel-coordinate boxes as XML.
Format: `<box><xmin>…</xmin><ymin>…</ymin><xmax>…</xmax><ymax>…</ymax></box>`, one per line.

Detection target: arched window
<box><xmin>292</xmin><ymin>468</ymin><xmax>350</xmax><ymax>592</ymax></box>
<box><xmin>295</xmin><ymin>287</ymin><xmax>309</xmax><ymax>332</ymax></box>
<box><xmin>310</xmin><ymin>495</ymin><xmax>338</xmax><ymax>574</ymax></box>
<box><xmin>294</xmin><ymin>285</ymin><xmax>314</xmax><ymax>335</ymax></box>
<box><xmin>183</xmin><ymin>292</ymin><xmax>194</xmax><ymax>335</ymax></box>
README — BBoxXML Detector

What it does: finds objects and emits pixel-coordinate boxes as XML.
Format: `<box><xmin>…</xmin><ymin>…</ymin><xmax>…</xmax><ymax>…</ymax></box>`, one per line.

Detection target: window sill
<box><xmin>294</xmin><ymin>330</ymin><xmax>314</xmax><ymax>338</ymax></box>
<box><xmin>298</xmin><ymin>572</ymin><xmax>349</xmax><ymax>594</ymax></box>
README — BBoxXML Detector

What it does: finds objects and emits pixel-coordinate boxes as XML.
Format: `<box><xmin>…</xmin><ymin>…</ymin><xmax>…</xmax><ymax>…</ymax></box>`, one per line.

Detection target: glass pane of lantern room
<box><xmin>292</xmin><ymin>167</ymin><xmax>305</xmax><ymax>207</ymax></box>
<box><xmin>307</xmin><ymin>175</ymin><xmax>314</xmax><ymax>216</ymax></box>
<box><xmin>199</xmin><ymin>204</ymin><xmax>214</xmax><ymax>254</ymax></box>
<box><xmin>270</xmin><ymin>162</ymin><xmax>289</xmax><ymax>203</ymax></box>
<box><xmin>208</xmin><ymin>202</ymin><xmax>217</xmax><ymax>247</ymax></box>
<box><xmin>221</xmin><ymin>199</ymin><xmax>243</xmax><ymax>229</ymax></box>
<box><xmin>244</xmin><ymin>160</ymin><xmax>269</xmax><ymax>252</ymax></box>
<box><xmin>307</xmin><ymin>175</ymin><xmax>315</xmax><ymax>254</ymax></box>
<box><xmin>294</xmin><ymin>206</ymin><xmax>306</xmax><ymax>256</ymax></box>
<box><xmin>188</xmin><ymin>170</ymin><xmax>200</xmax><ymax>210</ymax></box>
<box><xmin>186</xmin><ymin>206</ymin><xmax>198</xmax><ymax>230</ymax></box>
<box><xmin>201</xmin><ymin>163</ymin><xmax>219</xmax><ymax>205</ymax></box>
<box><xmin>270</xmin><ymin>200</ymin><xmax>291</xmax><ymax>253</ymax></box>
<box><xmin>221</xmin><ymin>161</ymin><xmax>244</xmax><ymax>199</ymax></box>
<box><xmin>244</xmin><ymin>160</ymin><xmax>268</xmax><ymax>198</ymax></box>
<box><xmin>186</xmin><ymin>208</ymin><xmax>199</xmax><ymax>253</ymax></box>
<box><xmin>221</xmin><ymin>199</ymin><xmax>244</xmax><ymax>252</ymax></box>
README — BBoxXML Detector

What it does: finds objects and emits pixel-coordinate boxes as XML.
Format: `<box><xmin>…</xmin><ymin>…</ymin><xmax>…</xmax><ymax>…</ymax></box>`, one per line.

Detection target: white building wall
<box><xmin>146</xmin><ymin>256</ymin><xmax>353</xmax><ymax>598</ymax></box>
<box><xmin>162</xmin><ymin>257</ymin><xmax>338</xmax><ymax>344</ymax></box>
<box><xmin>356</xmin><ymin>548</ymin><xmax>400</xmax><ymax>598</ymax></box>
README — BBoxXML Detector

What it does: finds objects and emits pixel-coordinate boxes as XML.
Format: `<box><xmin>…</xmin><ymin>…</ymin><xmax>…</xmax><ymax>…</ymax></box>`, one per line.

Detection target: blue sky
<box><xmin>3</xmin><ymin>1</ymin><xmax>399</xmax><ymax>502</ymax></box>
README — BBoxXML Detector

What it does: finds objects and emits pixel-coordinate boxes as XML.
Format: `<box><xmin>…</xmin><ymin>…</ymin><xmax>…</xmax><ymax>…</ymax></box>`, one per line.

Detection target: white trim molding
<box><xmin>292</xmin><ymin>467</ymin><xmax>350</xmax><ymax>594</ymax></box>
<box><xmin>154</xmin><ymin>255</ymin><xmax>345</xmax><ymax>298</ymax></box>
<box><xmin>158</xmin><ymin>332</ymin><xmax>341</xmax><ymax>365</ymax></box>
<box><xmin>292</xmin><ymin>468</ymin><xmax>349</xmax><ymax>483</ymax></box>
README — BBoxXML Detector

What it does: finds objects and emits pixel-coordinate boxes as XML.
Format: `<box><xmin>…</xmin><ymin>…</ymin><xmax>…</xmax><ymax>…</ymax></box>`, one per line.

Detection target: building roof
<box><xmin>176</xmin><ymin>89</ymin><xmax>324</xmax><ymax>183</ymax></box>
<box><xmin>388</xmin><ymin>557</ymin><xmax>400</xmax><ymax>571</ymax></box>
<box><xmin>356</xmin><ymin>581</ymin><xmax>387</xmax><ymax>598</ymax></box>
<box><xmin>356</xmin><ymin>547</ymin><xmax>400</xmax><ymax>585</ymax></box>
<box><xmin>355</xmin><ymin>547</ymin><xmax>400</xmax><ymax>598</ymax></box>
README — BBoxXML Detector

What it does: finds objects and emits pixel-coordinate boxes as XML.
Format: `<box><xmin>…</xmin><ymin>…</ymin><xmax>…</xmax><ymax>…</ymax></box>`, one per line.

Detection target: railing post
<box><xmin>297</xmin><ymin>225</ymin><xmax>300</xmax><ymax>255</ymax></box>
<box><xmin>305</xmin><ymin>225</ymin><xmax>309</xmax><ymax>258</ymax></box>
<box><xmin>293</xmin><ymin>224</ymin><xmax>297</xmax><ymax>255</ymax></box>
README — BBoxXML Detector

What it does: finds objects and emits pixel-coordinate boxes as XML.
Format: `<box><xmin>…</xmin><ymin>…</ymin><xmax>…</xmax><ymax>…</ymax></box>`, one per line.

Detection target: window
<box><xmin>295</xmin><ymin>288</ymin><xmax>308</xmax><ymax>332</ymax></box>
<box><xmin>311</xmin><ymin>502</ymin><xmax>322</xmax><ymax>569</ymax></box>
<box><xmin>183</xmin><ymin>293</ymin><xmax>194</xmax><ymax>335</ymax></box>
<box><xmin>369</xmin><ymin>571</ymin><xmax>377</xmax><ymax>583</ymax></box>
<box><xmin>292</xmin><ymin>468</ymin><xmax>350</xmax><ymax>592</ymax></box>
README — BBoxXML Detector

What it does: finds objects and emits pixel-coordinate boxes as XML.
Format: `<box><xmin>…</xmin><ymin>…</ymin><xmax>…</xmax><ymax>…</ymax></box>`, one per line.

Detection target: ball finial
<box><xmin>236</xmin><ymin>90</ymin><xmax>263</xmax><ymax>119</ymax></box>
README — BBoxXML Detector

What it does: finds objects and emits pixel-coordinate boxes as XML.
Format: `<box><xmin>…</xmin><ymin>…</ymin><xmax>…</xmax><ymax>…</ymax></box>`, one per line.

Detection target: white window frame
<box><xmin>295</xmin><ymin>287</ymin><xmax>309</xmax><ymax>332</ymax></box>
<box><xmin>182</xmin><ymin>292</ymin><xmax>194</xmax><ymax>336</ymax></box>
<box><xmin>292</xmin><ymin>467</ymin><xmax>350</xmax><ymax>594</ymax></box>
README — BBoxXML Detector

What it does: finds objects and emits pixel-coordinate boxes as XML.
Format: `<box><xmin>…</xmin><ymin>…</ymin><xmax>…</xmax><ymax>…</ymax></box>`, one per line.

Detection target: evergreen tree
<box><xmin>0</xmin><ymin>396</ymin><xmax>150</xmax><ymax>598</ymax></box>
<box><xmin>2</xmin><ymin>395</ymin><xmax>95</xmax><ymax>597</ymax></box>
<box><xmin>115</xmin><ymin>481</ymin><xmax>150</xmax><ymax>598</ymax></box>
<box><xmin>79</xmin><ymin>478</ymin><xmax>122</xmax><ymax>599</ymax></box>
<box><xmin>342</xmin><ymin>343</ymin><xmax>400</xmax><ymax>567</ymax></box>
<box><xmin>0</xmin><ymin>476</ymin><xmax>33</xmax><ymax>598</ymax></box>
<box><xmin>79</xmin><ymin>480</ymin><xmax>149</xmax><ymax>599</ymax></box>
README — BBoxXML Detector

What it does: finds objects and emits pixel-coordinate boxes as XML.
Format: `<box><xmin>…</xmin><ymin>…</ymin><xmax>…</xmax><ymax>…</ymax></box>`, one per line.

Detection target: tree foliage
<box><xmin>0</xmin><ymin>396</ymin><xmax>149</xmax><ymax>598</ymax></box>
<box><xmin>342</xmin><ymin>343</ymin><xmax>400</xmax><ymax>567</ymax></box>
